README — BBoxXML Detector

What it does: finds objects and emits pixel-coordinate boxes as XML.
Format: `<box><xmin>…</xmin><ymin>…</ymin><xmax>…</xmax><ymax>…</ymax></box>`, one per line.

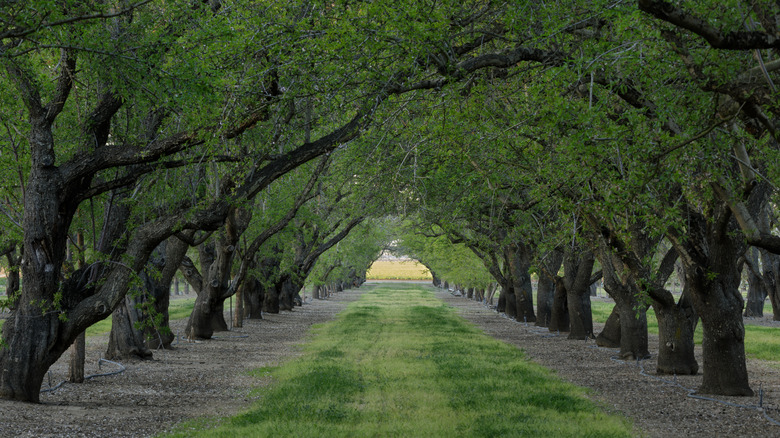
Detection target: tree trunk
<box><xmin>669</xmin><ymin>207</ymin><xmax>753</xmax><ymax>396</ymax></box>
<box><xmin>563</xmin><ymin>247</ymin><xmax>595</xmax><ymax>340</ymax></box>
<box><xmin>598</xmin><ymin>247</ymin><xmax>649</xmax><ymax>359</ymax></box>
<box><xmin>68</xmin><ymin>333</ymin><xmax>86</xmax><ymax>383</ymax></box>
<box><xmin>503</xmin><ymin>286</ymin><xmax>517</xmax><ymax>319</ymax></box>
<box><xmin>264</xmin><ymin>280</ymin><xmax>281</xmax><ymax>313</ymax></box>
<box><xmin>234</xmin><ymin>283</ymin><xmax>244</xmax><ymax>328</ymax></box>
<box><xmin>595</xmin><ymin>307</ymin><xmax>621</xmax><ymax>348</ymax></box>
<box><xmin>506</xmin><ymin>245</ymin><xmax>536</xmax><ymax>323</ymax></box>
<box><xmin>67</xmin><ymin>232</ymin><xmax>86</xmax><ymax>383</ymax></box>
<box><xmin>185</xmin><ymin>207</ymin><xmax>251</xmax><ymax>339</ymax></box>
<box><xmin>487</xmin><ymin>283</ymin><xmax>496</xmax><ymax>306</ymax></box>
<box><xmin>108</xmin><ymin>237</ymin><xmax>188</xmax><ymax>356</ymax></box>
<box><xmin>654</xmin><ymin>289</ymin><xmax>698</xmax><ymax>375</ymax></box>
<box><xmin>549</xmin><ymin>277</ymin><xmax>570</xmax><ymax>333</ymax></box>
<box><xmin>106</xmin><ymin>294</ymin><xmax>153</xmax><ymax>360</ymax></box>
<box><xmin>758</xmin><ymin>249</ymin><xmax>780</xmax><ymax>321</ymax></box>
<box><xmin>536</xmin><ymin>249</ymin><xmax>563</xmax><ymax>328</ymax></box>
<box><xmin>687</xmin><ymin>266</ymin><xmax>752</xmax><ymax>395</ymax></box>
<box><xmin>567</xmin><ymin>285</ymin><xmax>593</xmax><ymax>340</ymax></box>
<box><xmin>614</xmin><ymin>299</ymin><xmax>648</xmax><ymax>359</ymax></box>
<box><xmin>279</xmin><ymin>277</ymin><xmax>299</xmax><ymax>311</ymax></box>
<box><xmin>743</xmin><ymin>247</ymin><xmax>766</xmax><ymax>317</ymax></box>
<box><xmin>243</xmin><ymin>278</ymin><xmax>263</xmax><ymax>319</ymax></box>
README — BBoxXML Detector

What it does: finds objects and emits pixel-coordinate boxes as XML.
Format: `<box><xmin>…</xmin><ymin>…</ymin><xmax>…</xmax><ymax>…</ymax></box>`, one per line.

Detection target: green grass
<box><xmin>165</xmin><ymin>284</ymin><xmax>633</xmax><ymax>438</ymax></box>
<box><xmin>366</xmin><ymin>259</ymin><xmax>432</xmax><ymax>280</ymax></box>
<box><xmin>590</xmin><ymin>299</ymin><xmax>780</xmax><ymax>362</ymax></box>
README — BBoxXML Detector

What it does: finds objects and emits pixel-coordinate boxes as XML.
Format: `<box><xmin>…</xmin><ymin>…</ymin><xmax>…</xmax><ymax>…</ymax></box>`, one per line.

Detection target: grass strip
<box><xmin>165</xmin><ymin>283</ymin><xmax>632</xmax><ymax>437</ymax></box>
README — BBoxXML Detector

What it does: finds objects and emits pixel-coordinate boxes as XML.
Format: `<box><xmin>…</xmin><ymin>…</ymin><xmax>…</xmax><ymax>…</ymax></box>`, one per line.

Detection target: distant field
<box><xmin>366</xmin><ymin>260</ymin><xmax>432</xmax><ymax>280</ymax></box>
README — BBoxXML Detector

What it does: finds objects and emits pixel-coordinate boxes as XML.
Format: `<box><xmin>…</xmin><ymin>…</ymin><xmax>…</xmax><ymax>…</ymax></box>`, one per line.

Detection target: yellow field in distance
<box><xmin>366</xmin><ymin>260</ymin><xmax>432</xmax><ymax>280</ymax></box>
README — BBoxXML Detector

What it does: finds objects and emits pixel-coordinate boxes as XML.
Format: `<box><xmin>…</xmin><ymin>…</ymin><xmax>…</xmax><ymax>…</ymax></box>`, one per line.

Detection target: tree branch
<box><xmin>638</xmin><ymin>0</ymin><xmax>780</xmax><ymax>50</ymax></box>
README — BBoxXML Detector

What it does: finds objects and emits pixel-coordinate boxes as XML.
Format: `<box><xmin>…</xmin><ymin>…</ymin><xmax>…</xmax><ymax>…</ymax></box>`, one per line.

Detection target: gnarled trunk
<box><xmin>654</xmin><ymin>288</ymin><xmax>698</xmax><ymax>375</ymax></box>
<box><xmin>669</xmin><ymin>205</ymin><xmax>753</xmax><ymax>396</ymax></box>
<box><xmin>598</xmin><ymin>247</ymin><xmax>649</xmax><ymax>359</ymax></box>
<box><xmin>687</xmin><ymin>265</ymin><xmax>752</xmax><ymax>395</ymax></box>
<box><xmin>185</xmin><ymin>207</ymin><xmax>250</xmax><ymax>340</ymax></box>
<box><xmin>563</xmin><ymin>247</ymin><xmax>595</xmax><ymax>340</ymax></box>
<box><xmin>106</xmin><ymin>294</ymin><xmax>153</xmax><ymax>360</ymax></box>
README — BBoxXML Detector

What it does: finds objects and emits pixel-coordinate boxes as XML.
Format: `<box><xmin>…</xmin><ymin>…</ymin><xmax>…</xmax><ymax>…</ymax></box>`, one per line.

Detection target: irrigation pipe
<box><xmin>40</xmin><ymin>358</ymin><xmax>126</xmax><ymax>394</ymax></box>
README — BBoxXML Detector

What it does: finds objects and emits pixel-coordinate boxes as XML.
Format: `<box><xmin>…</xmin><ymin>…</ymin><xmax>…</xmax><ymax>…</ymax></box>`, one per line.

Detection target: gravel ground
<box><xmin>1</xmin><ymin>284</ymin><xmax>778</xmax><ymax>437</ymax></box>
<box><xmin>437</xmin><ymin>289</ymin><xmax>780</xmax><ymax>438</ymax></box>
<box><xmin>0</xmin><ymin>289</ymin><xmax>363</xmax><ymax>438</ymax></box>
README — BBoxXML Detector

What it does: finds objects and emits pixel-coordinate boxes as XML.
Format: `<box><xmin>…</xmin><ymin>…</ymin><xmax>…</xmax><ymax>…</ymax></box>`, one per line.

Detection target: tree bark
<box><xmin>506</xmin><ymin>244</ymin><xmax>536</xmax><ymax>323</ymax></box>
<box><xmin>563</xmin><ymin>247</ymin><xmax>595</xmax><ymax>340</ymax></box>
<box><xmin>743</xmin><ymin>247</ymin><xmax>766</xmax><ymax>317</ymax></box>
<box><xmin>654</xmin><ymin>288</ymin><xmax>698</xmax><ymax>375</ymax></box>
<box><xmin>106</xmin><ymin>294</ymin><xmax>153</xmax><ymax>360</ymax></box>
<box><xmin>233</xmin><ymin>282</ymin><xmax>244</xmax><ymax>328</ymax></box>
<box><xmin>67</xmin><ymin>233</ymin><xmax>86</xmax><ymax>383</ymax></box>
<box><xmin>243</xmin><ymin>277</ymin><xmax>264</xmax><ymax>318</ymax></box>
<box><xmin>536</xmin><ymin>249</ymin><xmax>563</xmax><ymax>328</ymax></box>
<box><xmin>595</xmin><ymin>307</ymin><xmax>621</xmax><ymax>348</ymax></box>
<box><xmin>549</xmin><ymin>277</ymin><xmax>570</xmax><ymax>333</ymax></box>
<box><xmin>597</xmin><ymin>246</ymin><xmax>649</xmax><ymax>359</ymax></box>
<box><xmin>668</xmin><ymin>206</ymin><xmax>753</xmax><ymax>396</ymax></box>
<box><xmin>185</xmin><ymin>206</ymin><xmax>251</xmax><ymax>339</ymax></box>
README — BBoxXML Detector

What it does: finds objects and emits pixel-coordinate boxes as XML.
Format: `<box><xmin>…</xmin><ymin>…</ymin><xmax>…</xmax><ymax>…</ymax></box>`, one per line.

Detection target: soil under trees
<box><xmin>0</xmin><ymin>285</ymin><xmax>778</xmax><ymax>437</ymax></box>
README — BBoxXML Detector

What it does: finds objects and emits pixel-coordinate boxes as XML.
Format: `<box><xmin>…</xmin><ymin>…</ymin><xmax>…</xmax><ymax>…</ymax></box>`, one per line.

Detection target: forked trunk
<box><xmin>560</xmin><ymin>245</ymin><xmax>595</xmax><ymax>339</ymax></box>
<box><xmin>654</xmin><ymin>292</ymin><xmax>698</xmax><ymax>375</ymax></box>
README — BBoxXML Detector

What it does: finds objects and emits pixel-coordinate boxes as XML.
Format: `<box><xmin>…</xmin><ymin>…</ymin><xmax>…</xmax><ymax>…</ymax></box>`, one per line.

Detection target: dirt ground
<box><xmin>0</xmin><ymin>284</ymin><xmax>778</xmax><ymax>437</ymax></box>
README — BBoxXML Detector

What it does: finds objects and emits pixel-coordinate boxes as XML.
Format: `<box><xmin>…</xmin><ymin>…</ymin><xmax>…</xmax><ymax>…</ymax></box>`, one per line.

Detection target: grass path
<box><xmin>166</xmin><ymin>284</ymin><xmax>633</xmax><ymax>437</ymax></box>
